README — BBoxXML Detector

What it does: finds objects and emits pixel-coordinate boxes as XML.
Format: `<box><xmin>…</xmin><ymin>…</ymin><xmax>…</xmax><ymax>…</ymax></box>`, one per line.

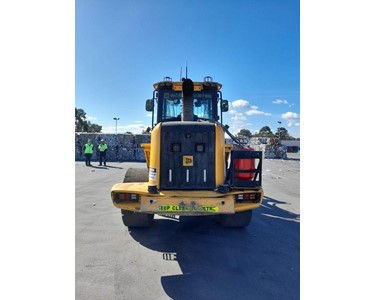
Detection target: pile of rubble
<box><xmin>225</xmin><ymin>137</ymin><xmax>287</xmax><ymax>159</ymax></box>
<box><xmin>249</xmin><ymin>137</ymin><xmax>287</xmax><ymax>159</ymax></box>
<box><xmin>75</xmin><ymin>133</ymin><xmax>150</xmax><ymax>162</ymax></box>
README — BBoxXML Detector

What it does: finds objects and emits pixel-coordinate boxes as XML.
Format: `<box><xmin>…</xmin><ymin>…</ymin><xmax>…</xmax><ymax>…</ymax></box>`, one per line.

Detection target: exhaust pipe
<box><xmin>182</xmin><ymin>78</ymin><xmax>194</xmax><ymax>121</ymax></box>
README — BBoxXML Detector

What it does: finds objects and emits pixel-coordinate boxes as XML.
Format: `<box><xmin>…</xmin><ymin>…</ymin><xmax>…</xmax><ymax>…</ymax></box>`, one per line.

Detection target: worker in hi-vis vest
<box><xmin>98</xmin><ymin>139</ymin><xmax>108</xmax><ymax>166</ymax></box>
<box><xmin>83</xmin><ymin>139</ymin><xmax>94</xmax><ymax>166</ymax></box>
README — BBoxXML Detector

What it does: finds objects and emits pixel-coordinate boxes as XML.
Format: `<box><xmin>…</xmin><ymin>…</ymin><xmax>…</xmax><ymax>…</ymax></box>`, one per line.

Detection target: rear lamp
<box><xmin>235</xmin><ymin>193</ymin><xmax>259</xmax><ymax>203</ymax></box>
<box><xmin>113</xmin><ymin>193</ymin><xmax>139</xmax><ymax>203</ymax></box>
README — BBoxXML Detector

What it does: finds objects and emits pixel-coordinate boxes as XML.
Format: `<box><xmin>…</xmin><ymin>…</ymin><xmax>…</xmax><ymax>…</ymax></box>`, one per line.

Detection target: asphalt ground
<box><xmin>75</xmin><ymin>155</ymin><xmax>300</xmax><ymax>300</ymax></box>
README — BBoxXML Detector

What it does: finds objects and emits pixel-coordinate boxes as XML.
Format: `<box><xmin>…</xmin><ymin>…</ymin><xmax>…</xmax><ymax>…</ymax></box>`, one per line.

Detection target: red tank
<box><xmin>233</xmin><ymin>147</ymin><xmax>256</xmax><ymax>180</ymax></box>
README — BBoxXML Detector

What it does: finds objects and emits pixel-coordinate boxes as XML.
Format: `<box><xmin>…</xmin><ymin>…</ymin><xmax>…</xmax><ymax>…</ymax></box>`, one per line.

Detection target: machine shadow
<box><xmin>129</xmin><ymin>196</ymin><xmax>300</xmax><ymax>300</ymax></box>
<box><xmin>100</xmin><ymin>165</ymin><xmax>124</xmax><ymax>169</ymax></box>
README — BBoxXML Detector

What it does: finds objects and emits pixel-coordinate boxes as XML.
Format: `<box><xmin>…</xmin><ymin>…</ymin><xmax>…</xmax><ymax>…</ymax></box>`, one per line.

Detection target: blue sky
<box><xmin>76</xmin><ymin>0</ymin><xmax>300</xmax><ymax>137</ymax></box>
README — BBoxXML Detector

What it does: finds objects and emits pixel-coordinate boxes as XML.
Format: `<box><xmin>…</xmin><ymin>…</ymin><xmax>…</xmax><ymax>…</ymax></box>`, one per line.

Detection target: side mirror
<box><xmin>221</xmin><ymin>100</ymin><xmax>229</xmax><ymax>112</ymax></box>
<box><xmin>145</xmin><ymin>99</ymin><xmax>154</xmax><ymax>111</ymax></box>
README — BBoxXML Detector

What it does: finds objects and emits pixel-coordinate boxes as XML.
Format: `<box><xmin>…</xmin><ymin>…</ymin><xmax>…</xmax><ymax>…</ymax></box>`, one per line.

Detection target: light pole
<box><xmin>277</xmin><ymin>121</ymin><xmax>282</xmax><ymax>140</ymax></box>
<box><xmin>113</xmin><ymin>117</ymin><xmax>120</xmax><ymax>134</ymax></box>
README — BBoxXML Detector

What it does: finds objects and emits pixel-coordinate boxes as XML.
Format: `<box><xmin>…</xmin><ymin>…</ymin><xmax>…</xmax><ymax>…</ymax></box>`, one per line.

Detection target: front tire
<box><xmin>121</xmin><ymin>209</ymin><xmax>154</xmax><ymax>228</ymax></box>
<box><xmin>219</xmin><ymin>210</ymin><xmax>252</xmax><ymax>227</ymax></box>
<box><xmin>123</xmin><ymin>168</ymin><xmax>149</xmax><ymax>183</ymax></box>
<box><xmin>121</xmin><ymin>168</ymin><xmax>153</xmax><ymax>228</ymax></box>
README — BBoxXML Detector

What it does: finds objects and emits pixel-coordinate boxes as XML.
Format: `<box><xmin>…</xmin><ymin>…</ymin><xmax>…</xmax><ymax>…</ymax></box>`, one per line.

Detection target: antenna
<box><xmin>185</xmin><ymin>61</ymin><xmax>188</xmax><ymax>78</ymax></box>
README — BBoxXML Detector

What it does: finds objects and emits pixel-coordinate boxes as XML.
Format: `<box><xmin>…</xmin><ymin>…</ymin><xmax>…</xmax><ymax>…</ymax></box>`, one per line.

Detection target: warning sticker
<box><xmin>149</xmin><ymin>168</ymin><xmax>157</xmax><ymax>181</ymax></box>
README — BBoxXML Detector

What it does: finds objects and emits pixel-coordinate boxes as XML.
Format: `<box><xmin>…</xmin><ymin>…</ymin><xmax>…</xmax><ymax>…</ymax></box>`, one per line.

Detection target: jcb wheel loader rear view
<box><xmin>111</xmin><ymin>76</ymin><xmax>263</xmax><ymax>227</ymax></box>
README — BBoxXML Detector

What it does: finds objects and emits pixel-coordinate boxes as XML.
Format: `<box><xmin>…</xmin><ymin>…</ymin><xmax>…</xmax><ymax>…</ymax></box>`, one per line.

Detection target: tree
<box><xmin>75</xmin><ymin>108</ymin><xmax>86</xmax><ymax>132</ymax></box>
<box><xmin>259</xmin><ymin>126</ymin><xmax>273</xmax><ymax>137</ymax></box>
<box><xmin>234</xmin><ymin>129</ymin><xmax>252</xmax><ymax>145</ymax></box>
<box><xmin>75</xmin><ymin>107</ymin><xmax>102</xmax><ymax>133</ymax></box>
<box><xmin>277</xmin><ymin>127</ymin><xmax>293</xmax><ymax>140</ymax></box>
<box><xmin>86</xmin><ymin>122</ymin><xmax>102</xmax><ymax>133</ymax></box>
<box><xmin>237</xmin><ymin>129</ymin><xmax>252</xmax><ymax>139</ymax></box>
<box><xmin>142</xmin><ymin>127</ymin><xmax>151</xmax><ymax>134</ymax></box>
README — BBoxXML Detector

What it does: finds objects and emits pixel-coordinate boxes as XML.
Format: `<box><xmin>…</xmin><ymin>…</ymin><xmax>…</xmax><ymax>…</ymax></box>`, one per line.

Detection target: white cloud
<box><xmin>226</xmin><ymin>98</ymin><xmax>271</xmax><ymax>133</ymax></box>
<box><xmin>231</xmin><ymin>112</ymin><xmax>246</xmax><ymax>122</ymax></box>
<box><xmin>245</xmin><ymin>109</ymin><xmax>271</xmax><ymax>116</ymax></box>
<box><xmin>227</xmin><ymin>111</ymin><xmax>252</xmax><ymax>134</ymax></box>
<box><xmin>282</xmin><ymin>112</ymin><xmax>299</xmax><ymax>119</ymax></box>
<box><xmin>272</xmin><ymin>99</ymin><xmax>288</xmax><ymax>105</ymax></box>
<box><xmin>231</xmin><ymin>99</ymin><xmax>250</xmax><ymax>108</ymax></box>
<box><xmin>122</xmin><ymin>124</ymin><xmax>148</xmax><ymax>133</ymax></box>
<box><xmin>230</xmin><ymin>99</ymin><xmax>271</xmax><ymax>117</ymax></box>
<box><xmin>101</xmin><ymin>123</ymin><xmax>148</xmax><ymax>134</ymax></box>
<box><xmin>281</xmin><ymin>111</ymin><xmax>300</xmax><ymax>127</ymax></box>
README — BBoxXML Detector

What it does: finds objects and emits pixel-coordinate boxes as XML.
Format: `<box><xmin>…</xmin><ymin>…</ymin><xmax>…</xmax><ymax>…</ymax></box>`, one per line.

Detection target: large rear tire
<box><xmin>219</xmin><ymin>210</ymin><xmax>252</xmax><ymax>227</ymax></box>
<box><xmin>121</xmin><ymin>168</ymin><xmax>153</xmax><ymax>228</ymax></box>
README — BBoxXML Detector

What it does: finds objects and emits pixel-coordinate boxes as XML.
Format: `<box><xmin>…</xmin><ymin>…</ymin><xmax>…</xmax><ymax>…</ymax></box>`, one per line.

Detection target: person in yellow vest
<box><xmin>83</xmin><ymin>139</ymin><xmax>94</xmax><ymax>166</ymax></box>
<box><xmin>98</xmin><ymin>139</ymin><xmax>108</xmax><ymax>166</ymax></box>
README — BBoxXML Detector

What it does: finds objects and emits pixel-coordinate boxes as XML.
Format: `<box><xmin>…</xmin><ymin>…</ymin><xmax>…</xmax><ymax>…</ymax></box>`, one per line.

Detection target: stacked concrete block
<box><xmin>76</xmin><ymin>132</ymin><xmax>287</xmax><ymax>161</ymax></box>
<box><xmin>135</xmin><ymin>147</ymin><xmax>147</xmax><ymax>161</ymax></box>
<box><xmin>122</xmin><ymin>134</ymin><xmax>136</xmax><ymax>148</ymax></box>
<box><xmin>116</xmin><ymin>147</ymin><xmax>135</xmax><ymax>161</ymax></box>
<box><xmin>135</xmin><ymin>134</ymin><xmax>151</xmax><ymax>147</ymax></box>
<box><xmin>75</xmin><ymin>133</ymin><xmax>151</xmax><ymax>162</ymax></box>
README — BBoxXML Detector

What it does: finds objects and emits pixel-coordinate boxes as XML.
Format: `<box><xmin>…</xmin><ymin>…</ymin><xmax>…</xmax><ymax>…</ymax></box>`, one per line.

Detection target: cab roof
<box><xmin>153</xmin><ymin>76</ymin><xmax>222</xmax><ymax>91</ymax></box>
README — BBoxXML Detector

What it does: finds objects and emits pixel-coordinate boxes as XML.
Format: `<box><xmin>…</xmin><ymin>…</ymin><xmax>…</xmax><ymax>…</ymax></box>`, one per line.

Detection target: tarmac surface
<box><xmin>75</xmin><ymin>154</ymin><xmax>300</xmax><ymax>300</ymax></box>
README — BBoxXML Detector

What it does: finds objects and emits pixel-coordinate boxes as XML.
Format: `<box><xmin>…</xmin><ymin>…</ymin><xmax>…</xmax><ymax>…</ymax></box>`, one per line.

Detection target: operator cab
<box><xmin>146</xmin><ymin>76</ymin><xmax>229</xmax><ymax>126</ymax></box>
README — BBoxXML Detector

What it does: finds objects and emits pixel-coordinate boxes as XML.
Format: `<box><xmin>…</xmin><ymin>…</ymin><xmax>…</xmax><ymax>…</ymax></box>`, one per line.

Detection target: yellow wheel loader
<box><xmin>111</xmin><ymin>76</ymin><xmax>263</xmax><ymax>227</ymax></box>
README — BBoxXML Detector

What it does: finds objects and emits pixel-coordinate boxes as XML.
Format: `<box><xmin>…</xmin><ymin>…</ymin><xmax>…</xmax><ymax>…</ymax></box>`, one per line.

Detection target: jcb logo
<box><xmin>183</xmin><ymin>156</ymin><xmax>194</xmax><ymax>166</ymax></box>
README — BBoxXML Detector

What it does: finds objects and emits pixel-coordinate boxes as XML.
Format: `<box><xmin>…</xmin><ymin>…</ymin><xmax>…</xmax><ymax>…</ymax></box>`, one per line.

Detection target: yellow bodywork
<box><xmin>141</xmin><ymin>123</ymin><xmax>229</xmax><ymax>190</ymax></box>
<box><xmin>115</xmin><ymin>79</ymin><xmax>264</xmax><ymax>217</ymax></box>
<box><xmin>129</xmin><ymin>120</ymin><xmax>263</xmax><ymax>216</ymax></box>
<box><xmin>111</xmin><ymin>182</ymin><xmax>263</xmax><ymax>216</ymax></box>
